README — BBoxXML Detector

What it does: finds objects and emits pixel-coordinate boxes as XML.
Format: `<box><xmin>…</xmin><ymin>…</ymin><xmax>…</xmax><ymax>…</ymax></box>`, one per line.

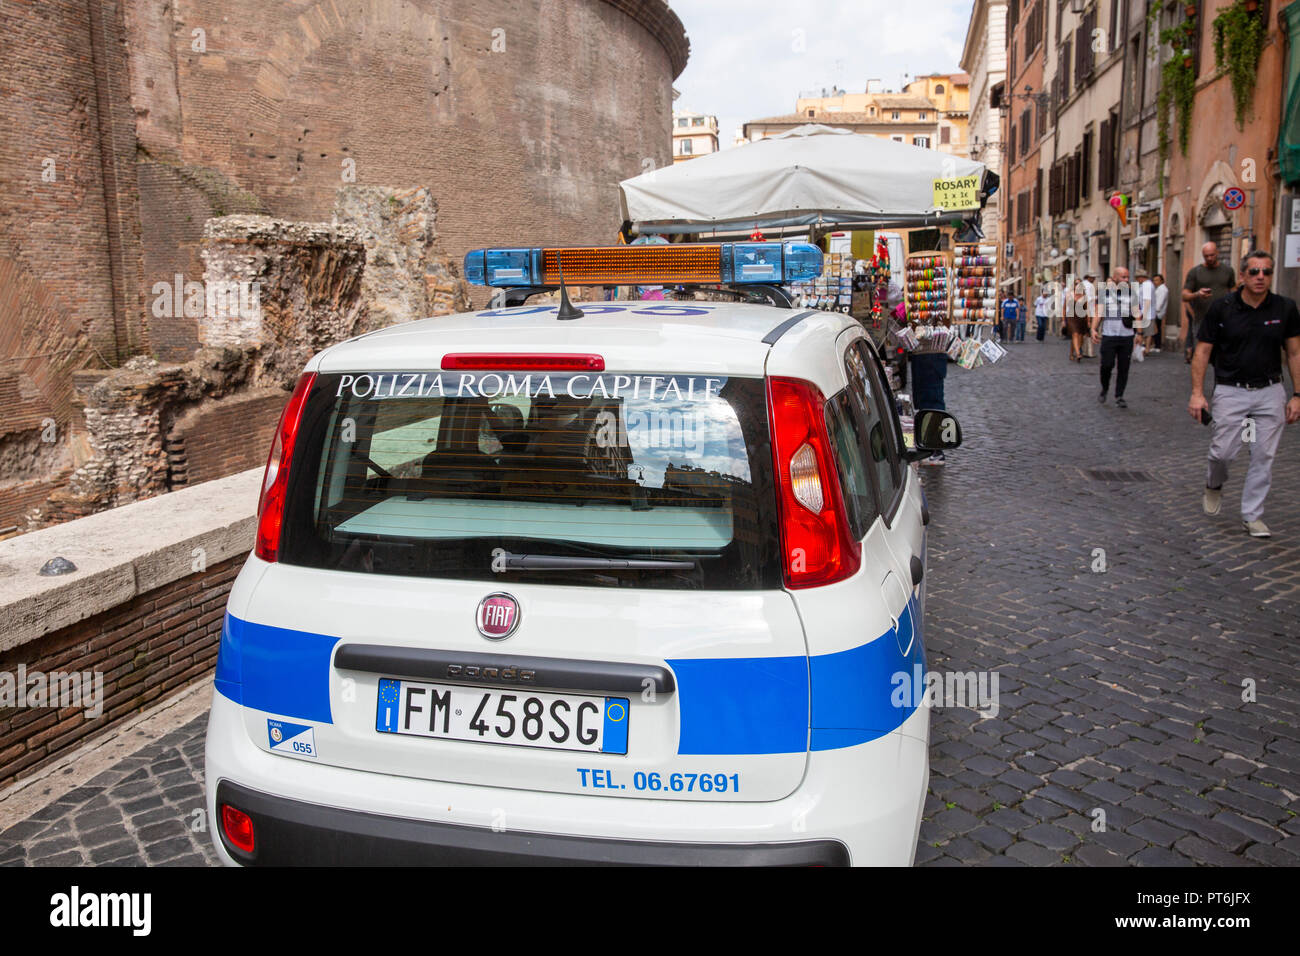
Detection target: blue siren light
<box><xmin>463</xmin><ymin>248</ymin><xmax>540</xmax><ymax>287</ymax></box>
<box><xmin>462</xmin><ymin>242</ymin><xmax>823</xmax><ymax>288</ymax></box>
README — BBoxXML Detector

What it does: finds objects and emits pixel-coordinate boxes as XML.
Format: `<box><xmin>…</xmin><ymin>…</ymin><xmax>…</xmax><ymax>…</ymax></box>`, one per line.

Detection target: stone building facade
<box><xmin>1160</xmin><ymin>0</ymin><xmax>1295</xmax><ymax>311</ymax></box>
<box><xmin>961</xmin><ymin>0</ymin><xmax>1008</xmax><ymax>247</ymax></box>
<box><xmin>1002</xmin><ymin>0</ymin><xmax>1047</xmax><ymax>297</ymax></box>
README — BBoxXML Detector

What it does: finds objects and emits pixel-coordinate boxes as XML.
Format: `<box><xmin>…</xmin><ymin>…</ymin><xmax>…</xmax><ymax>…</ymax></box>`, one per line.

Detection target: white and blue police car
<box><xmin>204</xmin><ymin>241</ymin><xmax>961</xmax><ymax>866</ymax></box>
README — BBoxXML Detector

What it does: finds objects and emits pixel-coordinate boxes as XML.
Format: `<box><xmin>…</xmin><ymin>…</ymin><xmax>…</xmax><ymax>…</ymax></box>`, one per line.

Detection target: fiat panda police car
<box><xmin>204</xmin><ymin>241</ymin><xmax>961</xmax><ymax>866</ymax></box>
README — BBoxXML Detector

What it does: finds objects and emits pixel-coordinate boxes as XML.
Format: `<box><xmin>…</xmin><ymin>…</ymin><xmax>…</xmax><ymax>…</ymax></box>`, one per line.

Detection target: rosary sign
<box><xmin>932</xmin><ymin>175</ymin><xmax>981</xmax><ymax>211</ymax></box>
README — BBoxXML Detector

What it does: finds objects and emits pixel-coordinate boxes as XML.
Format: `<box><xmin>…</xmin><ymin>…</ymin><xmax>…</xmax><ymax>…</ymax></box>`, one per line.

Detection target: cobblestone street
<box><xmin>2</xmin><ymin>337</ymin><xmax>1298</xmax><ymax>866</ymax></box>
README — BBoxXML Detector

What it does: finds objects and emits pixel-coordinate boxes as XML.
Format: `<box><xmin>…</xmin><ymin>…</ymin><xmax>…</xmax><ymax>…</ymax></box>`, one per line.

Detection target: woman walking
<box><xmin>1066</xmin><ymin>278</ymin><xmax>1090</xmax><ymax>361</ymax></box>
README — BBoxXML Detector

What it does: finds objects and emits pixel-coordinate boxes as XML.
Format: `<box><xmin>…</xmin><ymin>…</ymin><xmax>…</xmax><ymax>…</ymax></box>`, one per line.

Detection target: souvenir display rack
<box><xmin>896</xmin><ymin>245</ymin><xmax>1007</xmax><ymax>369</ymax></box>
<box><xmin>902</xmin><ymin>251</ymin><xmax>953</xmax><ymax>354</ymax></box>
<box><xmin>952</xmin><ymin>243</ymin><xmax>999</xmax><ymax>328</ymax></box>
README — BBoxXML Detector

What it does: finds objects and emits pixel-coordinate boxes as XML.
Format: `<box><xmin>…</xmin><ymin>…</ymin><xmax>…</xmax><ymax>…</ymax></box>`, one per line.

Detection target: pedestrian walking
<box><xmin>1188</xmin><ymin>250</ymin><xmax>1300</xmax><ymax>538</ymax></box>
<box><xmin>1066</xmin><ymin>278</ymin><xmax>1090</xmax><ymax>361</ymax></box>
<box><xmin>1015</xmin><ymin>295</ymin><xmax>1028</xmax><ymax>341</ymax></box>
<box><xmin>1092</xmin><ymin>266</ymin><xmax>1138</xmax><ymax>408</ymax></box>
<box><xmin>1081</xmin><ymin>274</ymin><xmax>1098</xmax><ymax>358</ymax></box>
<box><xmin>1135</xmin><ymin>268</ymin><xmax>1156</xmax><ymax>352</ymax></box>
<box><xmin>1151</xmin><ymin>273</ymin><xmax>1168</xmax><ymax>353</ymax></box>
<box><xmin>1034</xmin><ymin>286</ymin><xmax>1050</xmax><ymax>341</ymax></box>
<box><xmin>1182</xmin><ymin>241</ymin><xmax>1236</xmax><ymax>363</ymax></box>
<box><xmin>999</xmin><ymin>294</ymin><xmax>1019</xmax><ymax>343</ymax></box>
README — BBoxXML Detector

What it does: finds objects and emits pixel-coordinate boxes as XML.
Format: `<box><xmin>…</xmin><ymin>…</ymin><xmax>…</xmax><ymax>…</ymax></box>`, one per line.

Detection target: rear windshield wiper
<box><xmin>498</xmin><ymin>551</ymin><xmax>697</xmax><ymax>571</ymax></box>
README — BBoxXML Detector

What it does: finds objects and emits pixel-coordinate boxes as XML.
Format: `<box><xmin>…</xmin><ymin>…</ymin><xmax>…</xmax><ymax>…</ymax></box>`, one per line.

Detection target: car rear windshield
<box><xmin>279</xmin><ymin>371</ymin><xmax>781</xmax><ymax>589</ymax></box>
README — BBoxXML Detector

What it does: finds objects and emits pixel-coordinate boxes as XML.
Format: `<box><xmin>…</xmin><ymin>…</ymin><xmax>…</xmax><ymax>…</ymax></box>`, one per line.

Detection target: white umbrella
<box><xmin>620</xmin><ymin>124</ymin><xmax>997</xmax><ymax>235</ymax></box>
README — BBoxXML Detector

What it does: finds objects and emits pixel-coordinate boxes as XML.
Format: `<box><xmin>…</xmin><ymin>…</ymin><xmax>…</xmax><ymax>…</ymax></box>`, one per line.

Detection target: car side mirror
<box><xmin>906</xmin><ymin>409</ymin><xmax>962</xmax><ymax>460</ymax></box>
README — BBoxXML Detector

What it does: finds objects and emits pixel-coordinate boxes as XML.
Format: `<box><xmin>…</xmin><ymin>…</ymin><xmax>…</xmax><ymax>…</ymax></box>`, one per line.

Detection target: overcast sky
<box><xmin>668</xmin><ymin>0</ymin><xmax>975</xmax><ymax>148</ymax></box>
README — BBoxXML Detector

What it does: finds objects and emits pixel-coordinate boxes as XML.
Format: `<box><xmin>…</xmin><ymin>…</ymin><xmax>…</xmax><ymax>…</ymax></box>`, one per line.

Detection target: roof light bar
<box><xmin>463</xmin><ymin>242</ymin><xmax>823</xmax><ymax>288</ymax></box>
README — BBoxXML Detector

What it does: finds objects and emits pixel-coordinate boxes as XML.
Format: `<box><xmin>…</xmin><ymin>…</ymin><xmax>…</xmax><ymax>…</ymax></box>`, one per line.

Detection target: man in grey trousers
<box><xmin>1188</xmin><ymin>250</ymin><xmax>1300</xmax><ymax>537</ymax></box>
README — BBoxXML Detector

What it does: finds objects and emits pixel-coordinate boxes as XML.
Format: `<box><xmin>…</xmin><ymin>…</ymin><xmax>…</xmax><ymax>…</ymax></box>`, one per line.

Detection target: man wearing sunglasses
<box><xmin>1188</xmin><ymin>251</ymin><xmax>1300</xmax><ymax>538</ymax></box>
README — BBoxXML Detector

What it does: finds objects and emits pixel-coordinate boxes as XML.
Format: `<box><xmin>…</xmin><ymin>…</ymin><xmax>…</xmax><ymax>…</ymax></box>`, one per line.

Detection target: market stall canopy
<box><xmin>619</xmin><ymin>124</ymin><xmax>998</xmax><ymax>235</ymax></box>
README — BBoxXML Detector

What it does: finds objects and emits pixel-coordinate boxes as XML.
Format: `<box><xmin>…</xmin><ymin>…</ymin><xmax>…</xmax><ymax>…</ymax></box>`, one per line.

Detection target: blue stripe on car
<box><xmin>215</xmin><ymin>615</ymin><xmax>338</xmax><ymax>724</ymax></box>
<box><xmin>216</xmin><ymin>599</ymin><xmax>924</xmax><ymax>752</ymax></box>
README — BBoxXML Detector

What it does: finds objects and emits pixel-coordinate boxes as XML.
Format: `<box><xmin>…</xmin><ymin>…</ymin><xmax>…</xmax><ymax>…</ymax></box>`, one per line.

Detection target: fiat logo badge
<box><xmin>476</xmin><ymin>593</ymin><xmax>520</xmax><ymax>641</ymax></box>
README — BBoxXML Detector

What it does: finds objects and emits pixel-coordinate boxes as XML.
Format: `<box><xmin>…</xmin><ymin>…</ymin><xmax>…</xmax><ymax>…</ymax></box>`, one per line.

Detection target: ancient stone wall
<box><xmin>199</xmin><ymin>216</ymin><xmax>368</xmax><ymax>389</ymax></box>
<box><xmin>332</xmin><ymin>186</ymin><xmax>472</xmax><ymax>325</ymax></box>
<box><xmin>40</xmin><ymin>350</ymin><xmax>258</xmax><ymax>524</ymax></box>
<box><xmin>2</xmin><ymin>0</ymin><xmax>685</xmax><ymax>531</ymax></box>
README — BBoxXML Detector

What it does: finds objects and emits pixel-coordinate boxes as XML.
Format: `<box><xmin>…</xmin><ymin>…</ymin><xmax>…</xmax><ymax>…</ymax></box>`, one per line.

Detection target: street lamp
<box><xmin>1003</xmin><ymin>85</ymin><xmax>1051</xmax><ymax>111</ymax></box>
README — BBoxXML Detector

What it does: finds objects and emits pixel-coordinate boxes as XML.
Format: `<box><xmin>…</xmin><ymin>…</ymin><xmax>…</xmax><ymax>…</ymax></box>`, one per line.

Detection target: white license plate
<box><xmin>375</xmin><ymin>678</ymin><xmax>628</xmax><ymax>754</ymax></box>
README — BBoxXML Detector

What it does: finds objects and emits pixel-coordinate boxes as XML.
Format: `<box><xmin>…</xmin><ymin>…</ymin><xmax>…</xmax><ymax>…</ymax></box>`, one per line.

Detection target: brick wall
<box><xmin>172</xmin><ymin>390</ymin><xmax>285</xmax><ymax>486</ymax></box>
<box><xmin>0</xmin><ymin>477</ymin><xmax>69</xmax><ymax>534</ymax></box>
<box><xmin>0</xmin><ymin>553</ymin><xmax>244</xmax><ymax>789</ymax></box>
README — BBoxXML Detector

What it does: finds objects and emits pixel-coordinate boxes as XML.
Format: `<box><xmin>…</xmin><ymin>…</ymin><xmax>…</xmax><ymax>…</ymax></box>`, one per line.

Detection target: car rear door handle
<box><xmin>335</xmin><ymin>644</ymin><xmax>675</xmax><ymax>696</ymax></box>
<box><xmin>910</xmin><ymin>555</ymin><xmax>924</xmax><ymax>588</ymax></box>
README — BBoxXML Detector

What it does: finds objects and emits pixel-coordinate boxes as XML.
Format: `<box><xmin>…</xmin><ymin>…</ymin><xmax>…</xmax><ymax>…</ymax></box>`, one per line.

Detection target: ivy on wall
<box><xmin>1212</xmin><ymin>0</ymin><xmax>1268</xmax><ymax>129</ymax></box>
<box><xmin>1157</xmin><ymin>13</ymin><xmax>1199</xmax><ymax>166</ymax></box>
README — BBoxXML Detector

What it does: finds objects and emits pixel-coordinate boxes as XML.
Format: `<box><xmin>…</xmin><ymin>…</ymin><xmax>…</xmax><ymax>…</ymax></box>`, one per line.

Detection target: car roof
<box><xmin>310</xmin><ymin>301</ymin><xmax>857</xmax><ymax>378</ymax></box>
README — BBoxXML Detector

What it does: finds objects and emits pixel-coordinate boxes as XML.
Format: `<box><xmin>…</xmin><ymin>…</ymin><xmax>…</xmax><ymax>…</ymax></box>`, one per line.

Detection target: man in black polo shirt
<box><xmin>1188</xmin><ymin>251</ymin><xmax>1300</xmax><ymax>537</ymax></box>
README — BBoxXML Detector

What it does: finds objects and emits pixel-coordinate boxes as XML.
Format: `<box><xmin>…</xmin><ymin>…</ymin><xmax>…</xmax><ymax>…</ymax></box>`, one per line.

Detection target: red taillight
<box><xmin>221</xmin><ymin>804</ymin><xmax>255</xmax><ymax>854</ymax></box>
<box><xmin>441</xmin><ymin>353</ymin><xmax>605</xmax><ymax>371</ymax></box>
<box><xmin>255</xmin><ymin>371</ymin><xmax>316</xmax><ymax>563</ymax></box>
<box><xmin>766</xmin><ymin>377</ymin><xmax>861</xmax><ymax>588</ymax></box>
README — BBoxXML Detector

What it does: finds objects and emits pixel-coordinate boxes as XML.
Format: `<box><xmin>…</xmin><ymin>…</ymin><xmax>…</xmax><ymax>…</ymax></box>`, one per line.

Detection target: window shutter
<box><xmin>1061</xmin><ymin>37</ymin><xmax>1072</xmax><ymax>98</ymax></box>
<box><xmin>1081</xmin><ymin>128</ymin><xmax>1093</xmax><ymax>199</ymax></box>
<box><xmin>1075</xmin><ymin>24</ymin><xmax>1088</xmax><ymax>84</ymax></box>
<box><xmin>1097</xmin><ymin>117</ymin><xmax>1112</xmax><ymax>190</ymax></box>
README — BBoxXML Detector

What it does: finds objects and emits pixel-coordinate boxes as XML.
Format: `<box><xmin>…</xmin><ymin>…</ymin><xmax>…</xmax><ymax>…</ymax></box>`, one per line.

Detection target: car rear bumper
<box><xmin>215</xmin><ymin>779</ymin><xmax>848</xmax><ymax>866</ymax></box>
<box><xmin>206</xmin><ymin>688</ymin><xmax>927</xmax><ymax>866</ymax></box>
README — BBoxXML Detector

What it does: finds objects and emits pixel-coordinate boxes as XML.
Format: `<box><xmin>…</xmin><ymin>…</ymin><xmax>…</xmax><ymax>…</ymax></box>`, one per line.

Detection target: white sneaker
<box><xmin>1243</xmin><ymin>519</ymin><xmax>1271</xmax><ymax>538</ymax></box>
<box><xmin>1203</xmin><ymin>487</ymin><xmax>1221</xmax><ymax>515</ymax></box>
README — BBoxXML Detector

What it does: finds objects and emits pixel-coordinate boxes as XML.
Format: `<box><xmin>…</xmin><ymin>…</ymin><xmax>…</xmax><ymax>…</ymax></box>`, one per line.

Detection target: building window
<box><xmin>935</xmin><ymin>84</ymin><xmax>945</xmax><ymax>94</ymax></box>
<box><xmin>677</xmin><ymin>117</ymin><xmax>689</xmax><ymax>127</ymax></box>
<box><xmin>913</xmin><ymin>136</ymin><xmax>930</xmax><ymax>148</ymax></box>
<box><xmin>807</xmin><ymin>109</ymin><xmax>815</xmax><ymax>117</ymax></box>
<box><xmin>692</xmin><ymin>116</ymin><xmax>704</xmax><ymax>126</ymax></box>
<box><xmin>940</xmin><ymin>125</ymin><xmax>951</xmax><ymax>144</ymax></box>
<box><xmin>680</xmin><ymin>139</ymin><xmax>692</xmax><ymax>155</ymax></box>
<box><xmin>891</xmin><ymin>134</ymin><xmax>904</xmax><ymax>142</ymax></box>
<box><xmin>868</xmin><ymin>107</ymin><xmax>876</xmax><ymax>116</ymax></box>
<box><xmin>918</xmin><ymin>111</ymin><xmax>927</xmax><ymax>120</ymax></box>
<box><xmin>891</xmin><ymin>111</ymin><xmax>900</xmax><ymax>120</ymax></box>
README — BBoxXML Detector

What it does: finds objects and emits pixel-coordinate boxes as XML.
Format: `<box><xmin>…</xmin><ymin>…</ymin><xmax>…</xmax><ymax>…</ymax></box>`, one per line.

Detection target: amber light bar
<box><xmin>541</xmin><ymin>245</ymin><xmax>722</xmax><ymax>285</ymax></box>
<box><xmin>463</xmin><ymin>242</ymin><xmax>823</xmax><ymax>288</ymax></box>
